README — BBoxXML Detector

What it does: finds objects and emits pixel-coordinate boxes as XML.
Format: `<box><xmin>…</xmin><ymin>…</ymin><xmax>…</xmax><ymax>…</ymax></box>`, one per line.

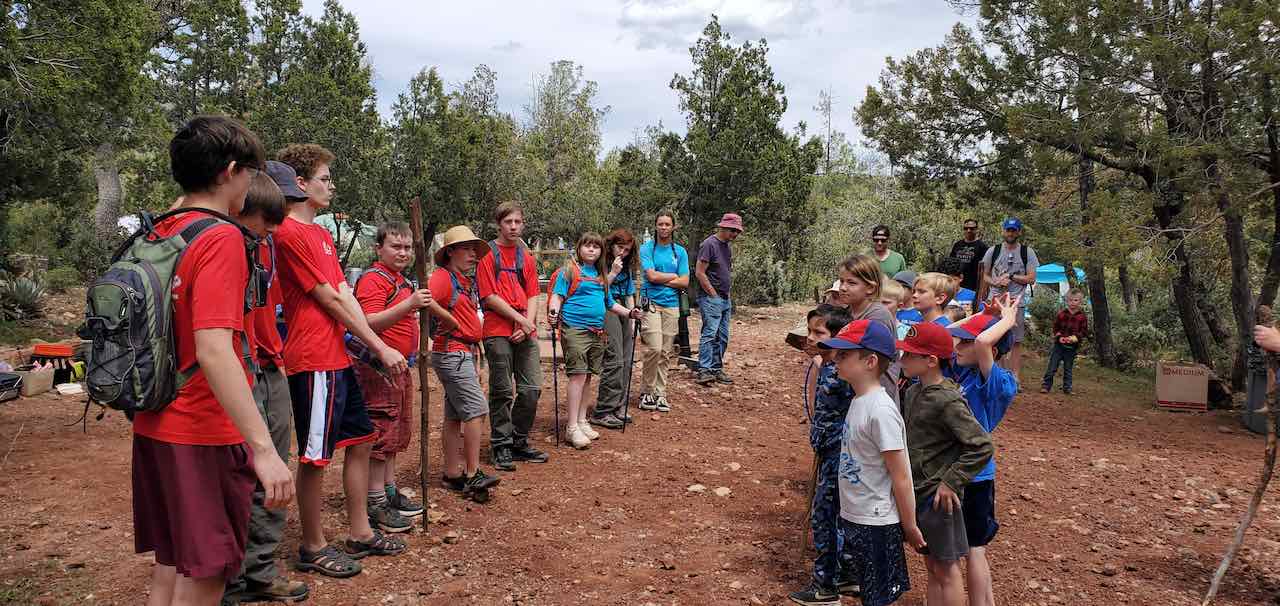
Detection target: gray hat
<box><xmin>265</xmin><ymin>160</ymin><xmax>307</xmax><ymax>200</ymax></box>
<box><xmin>892</xmin><ymin>270</ymin><xmax>917</xmax><ymax>288</ymax></box>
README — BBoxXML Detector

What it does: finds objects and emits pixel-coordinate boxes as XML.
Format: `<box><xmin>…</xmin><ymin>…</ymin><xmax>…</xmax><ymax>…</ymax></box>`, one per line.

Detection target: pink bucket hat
<box><xmin>717</xmin><ymin>213</ymin><xmax>744</xmax><ymax>232</ymax></box>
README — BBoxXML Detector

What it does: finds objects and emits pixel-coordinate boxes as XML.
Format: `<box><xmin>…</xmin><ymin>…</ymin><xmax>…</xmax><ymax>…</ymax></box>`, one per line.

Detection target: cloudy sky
<box><xmin>300</xmin><ymin>0</ymin><xmax>972</xmax><ymax>152</ymax></box>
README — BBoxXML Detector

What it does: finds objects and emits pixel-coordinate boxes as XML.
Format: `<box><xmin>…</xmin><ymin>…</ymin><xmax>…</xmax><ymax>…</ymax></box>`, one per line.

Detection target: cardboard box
<box><xmin>15</xmin><ymin>366</ymin><xmax>54</xmax><ymax>397</ymax></box>
<box><xmin>1156</xmin><ymin>361</ymin><xmax>1210</xmax><ymax>412</ymax></box>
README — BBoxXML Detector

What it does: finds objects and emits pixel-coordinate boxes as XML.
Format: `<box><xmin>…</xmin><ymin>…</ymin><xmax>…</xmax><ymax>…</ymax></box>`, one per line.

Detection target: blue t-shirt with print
<box><xmin>609</xmin><ymin>269</ymin><xmax>636</xmax><ymax>302</ymax></box>
<box><xmin>955</xmin><ymin>287</ymin><xmax>976</xmax><ymax>306</ymax></box>
<box><xmin>554</xmin><ymin>264</ymin><xmax>615</xmax><ymax>330</ymax></box>
<box><xmin>639</xmin><ymin>239</ymin><xmax>689</xmax><ymax>308</ymax></box>
<box><xmin>944</xmin><ymin>361</ymin><xmax>1017</xmax><ymax>482</ymax></box>
<box><xmin>896</xmin><ymin>309</ymin><xmax>923</xmax><ymax>339</ymax></box>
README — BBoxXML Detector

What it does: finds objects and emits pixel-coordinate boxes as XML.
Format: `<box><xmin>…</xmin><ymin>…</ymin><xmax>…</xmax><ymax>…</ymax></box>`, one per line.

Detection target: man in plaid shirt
<box><xmin>1041</xmin><ymin>288</ymin><xmax>1089</xmax><ymax>395</ymax></box>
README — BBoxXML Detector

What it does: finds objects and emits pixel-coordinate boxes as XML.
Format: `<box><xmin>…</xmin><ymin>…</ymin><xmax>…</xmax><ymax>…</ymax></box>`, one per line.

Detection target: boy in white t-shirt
<box><xmin>818</xmin><ymin>319</ymin><xmax>924</xmax><ymax>606</ymax></box>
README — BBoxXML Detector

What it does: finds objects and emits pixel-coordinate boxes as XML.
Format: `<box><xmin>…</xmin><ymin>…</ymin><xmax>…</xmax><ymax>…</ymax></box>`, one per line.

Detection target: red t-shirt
<box><xmin>429</xmin><ymin>267</ymin><xmax>481</xmax><ymax>353</ymax></box>
<box><xmin>247</xmin><ymin>238</ymin><xmax>285</xmax><ymax>369</ymax></box>
<box><xmin>476</xmin><ymin>241</ymin><xmax>540</xmax><ymax>339</ymax></box>
<box><xmin>132</xmin><ymin>213</ymin><xmax>250</xmax><ymax>446</ymax></box>
<box><xmin>274</xmin><ymin>217</ymin><xmax>349</xmax><ymax>373</ymax></box>
<box><xmin>355</xmin><ymin>261</ymin><xmax>420</xmax><ymax>357</ymax></box>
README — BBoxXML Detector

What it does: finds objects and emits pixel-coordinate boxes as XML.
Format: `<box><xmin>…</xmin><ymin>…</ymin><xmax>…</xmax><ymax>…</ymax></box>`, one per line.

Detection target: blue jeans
<box><xmin>697</xmin><ymin>296</ymin><xmax>731</xmax><ymax>373</ymax></box>
<box><xmin>1042</xmin><ymin>343</ymin><xmax>1078</xmax><ymax>391</ymax></box>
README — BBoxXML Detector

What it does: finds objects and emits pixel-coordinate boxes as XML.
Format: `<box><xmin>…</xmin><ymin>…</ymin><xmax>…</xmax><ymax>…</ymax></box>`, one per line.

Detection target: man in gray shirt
<box><xmin>980</xmin><ymin>216</ymin><xmax>1038</xmax><ymax>379</ymax></box>
<box><xmin>694</xmin><ymin>213</ymin><xmax>742</xmax><ymax>386</ymax></box>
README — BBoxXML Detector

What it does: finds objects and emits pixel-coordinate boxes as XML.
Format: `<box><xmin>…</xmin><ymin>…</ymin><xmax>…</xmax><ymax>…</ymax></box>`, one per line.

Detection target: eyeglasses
<box><xmin>872</xmin><ymin>237</ymin><xmax>888</xmax><ymax>243</ymax></box>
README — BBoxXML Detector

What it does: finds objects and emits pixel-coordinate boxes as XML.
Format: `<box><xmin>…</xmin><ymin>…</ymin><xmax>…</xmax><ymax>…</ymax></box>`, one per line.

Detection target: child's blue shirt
<box><xmin>810</xmin><ymin>362</ymin><xmax>855</xmax><ymax>457</ymax></box>
<box><xmin>896</xmin><ymin>309</ymin><xmax>923</xmax><ymax>339</ymax></box>
<box><xmin>944</xmin><ymin>361</ymin><xmax>1017</xmax><ymax>482</ymax></box>
<box><xmin>554</xmin><ymin>265</ymin><xmax>614</xmax><ymax>329</ymax></box>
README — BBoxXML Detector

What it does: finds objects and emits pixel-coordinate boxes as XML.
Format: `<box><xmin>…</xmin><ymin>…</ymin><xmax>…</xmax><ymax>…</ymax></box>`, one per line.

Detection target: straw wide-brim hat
<box><xmin>433</xmin><ymin>225</ymin><xmax>489</xmax><ymax>267</ymax></box>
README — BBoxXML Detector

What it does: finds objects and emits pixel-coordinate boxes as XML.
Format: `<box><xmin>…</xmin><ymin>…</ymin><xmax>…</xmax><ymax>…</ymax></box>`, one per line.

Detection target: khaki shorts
<box><xmin>560</xmin><ymin>327</ymin><xmax>604</xmax><ymax>376</ymax></box>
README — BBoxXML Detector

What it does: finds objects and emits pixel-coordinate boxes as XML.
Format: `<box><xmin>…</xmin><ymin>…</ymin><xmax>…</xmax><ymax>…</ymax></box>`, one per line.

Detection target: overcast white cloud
<box><xmin>300</xmin><ymin>0</ymin><xmax>969</xmax><ymax>152</ymax></box>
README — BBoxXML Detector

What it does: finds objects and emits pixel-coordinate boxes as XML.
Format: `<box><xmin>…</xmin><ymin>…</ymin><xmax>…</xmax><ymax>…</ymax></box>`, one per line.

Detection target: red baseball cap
<box><xmin>818</xmin><ymin>319</ymin><xmax>897</xmax><ymax>358</ymax></box>
<box><xmin>897</xmin><ymin>322</ymin><xmax>954</xmax><ymax>358</ymax></box>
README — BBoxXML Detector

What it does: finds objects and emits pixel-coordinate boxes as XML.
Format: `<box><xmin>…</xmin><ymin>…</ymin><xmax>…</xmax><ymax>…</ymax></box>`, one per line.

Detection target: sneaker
<box><xmin>578</xmin><ymin>422</ymin><xmax>600</xmax><ymax>440</ymax></box>
<box><xmin>1039</xmin><ymin>386</ymin><xmax>1050</xmax><ymax>394</ymax></box>
<box><xmin>492</xmin><ymin>446</ymin><xmax>516</xmax><ymax>471</ymax></box>
<box><xmin>386</xmin><ymin>489</ymin><xmax>423</xmax><ymax>518</ymax></box>
<box><xmin>714</xmin><ymin>370</ymin><xmax>733</xmax><ymax>384</ymax></box>
<box><xmin>696</xmin><ymin>371</ymin><xmax>716</xmax><ymax>386</ymax></box>
<box><xmin>567</xmin><ymin>425</ymin><xmax>591</xmax><ymax>449</ymax></box>
<box><xmin>788</xmin><ymin>581</ymin><xmax>839</xmax><ymax>606</ymax></box>
<box><xmin>1063</xmin><ymin>388</ymin><xmax>1073</xmax><ymax>395</ymax></box>
<box><xmin>654</xmin><ymin>395</ymin><xmax>671</xmax><ymax>412</ymax></box>
<box><xmin>463</xmin><ymin>470</ymin><xmax>500</xmax><ymax>503</ymax></box>
<box><xmin>367</xmin><ymin>500</ymin><xmax>412</xmax><ymax>534</ymax></box>
<box><xmin>638</xmin><ymin>394</ymin><xmax>658</xmax><ymax>411</ymax></box>
<box><xmin>237</xmin><ymin>577</ymin><xmax>310</xmax><ymax>603</ymax></box>
<box><xmin>441</xmin><ymin>474</ymin><xmax>467</xmax><ymax>492</ymax></box>
<box><xmin>619</xmin><ymin>410</ymin><xmax>634</xmax><ymax>423</ymax></box>
<box><xmin>510</xmin><ymin>444</ymin><xmax>549</xmax><ymax>463</ymax></box>
<box><xmin>836</xmin><ymin>579</ymin><xmax>860</xmax><ymax>597</ymax></box>
<box><xmin>589</xmin><ymin>413</ymin><xmax>625</xmax><ymax>430</ymax></box>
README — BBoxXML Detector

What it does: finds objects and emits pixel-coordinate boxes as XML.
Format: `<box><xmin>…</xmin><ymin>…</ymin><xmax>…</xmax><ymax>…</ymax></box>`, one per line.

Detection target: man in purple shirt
<box><xmin>695</xmin><ymin>213</ymin><xmax>742</xmax><ymax>386</ymax></box>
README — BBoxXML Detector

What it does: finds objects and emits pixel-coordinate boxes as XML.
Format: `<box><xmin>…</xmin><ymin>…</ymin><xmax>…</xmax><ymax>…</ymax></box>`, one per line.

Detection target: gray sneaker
<box><xmin>368</xmin><ymin>500</ymin><xmax>412</xmax><ymax>534</ymax></box>
<box><xmin>714</xmin><ymin>371</ymin><xmax>733</xmax><ymax>384</ymax></box>
<box><xmin>638</xmin><ymin>394</ymin><xmax>658</xmax><ymax>411</ymax></box>
<box><xmin>654</xmin><ymin>395</ymin><xmax>671</xmax><ymax>412</ymax></box>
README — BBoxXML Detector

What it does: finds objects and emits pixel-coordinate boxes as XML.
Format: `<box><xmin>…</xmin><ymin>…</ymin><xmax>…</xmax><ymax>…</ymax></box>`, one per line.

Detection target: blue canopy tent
<box><xmin>1035</xmin><ymin>263</ymin><xmax>1086</xmax><ymax>300</ymax></box>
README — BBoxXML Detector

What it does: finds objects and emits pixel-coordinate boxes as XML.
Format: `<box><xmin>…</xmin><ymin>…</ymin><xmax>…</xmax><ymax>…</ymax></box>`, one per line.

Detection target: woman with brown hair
<box><xmin>591</xmin><ymin>229</ymin><xmax>641</xmax><ymax>430</ymax></box>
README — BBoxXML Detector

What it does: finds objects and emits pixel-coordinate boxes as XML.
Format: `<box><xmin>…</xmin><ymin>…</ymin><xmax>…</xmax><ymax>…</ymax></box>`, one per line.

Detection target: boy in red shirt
<box><xmin>132</xmin><ymin>116</ymin><xmax>293</xmax><ymax>606</ymax></box>
<box><xmin>477</xmin><ymin>201</ymin><xmax>548</xmax><ymax>471</ymax></box>
<box><xmin>223</xmin><ymin>165</ymin><xmax>309</xmax><ymax>604</ymax></box>
<box><xmin>1041</xmin><ymin>288</ymin><xmax>1089</xmax><ymax>395</ymax></box>
<box><xmin>430</xmin><ymin>226</ymin><xmax>503</xmax><ymax>500</ymax></box>
<box><xmin>275</xmin><ymin>144</ymin><xmax>409</xmax><ymax>577</ymax></box>
<box><xmin>353</xmin><ymin>222</ymin><xmax>432</xmax><ymax>531</ymax></box>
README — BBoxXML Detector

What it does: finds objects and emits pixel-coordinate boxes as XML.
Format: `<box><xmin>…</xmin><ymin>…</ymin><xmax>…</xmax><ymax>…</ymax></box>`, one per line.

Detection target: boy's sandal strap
<box><xmin>345</xmin><ymin>530</ymin><xmax>407</xmax><ymax>557</ymax></box>
<box><xmin>296</xmin><ymin>545</ymin><xmax>361</xmax><ymax>578</ymax></box>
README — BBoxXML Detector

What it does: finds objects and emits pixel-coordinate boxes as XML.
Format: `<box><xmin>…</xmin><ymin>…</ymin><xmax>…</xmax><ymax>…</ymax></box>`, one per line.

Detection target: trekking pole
<box><xmin>409</xmin><ymin>198</ymin><xmax>432</xmax><ymax>531</ymax></box>
<box><xmin>620</xmin><ymin>312</ymin><xmax>643</xmax><ymax>434</ymax></box>
<box><xmin>550</xmin><ymin>319</ymin><xmax>561</xmax><ymax>446</ymax></box>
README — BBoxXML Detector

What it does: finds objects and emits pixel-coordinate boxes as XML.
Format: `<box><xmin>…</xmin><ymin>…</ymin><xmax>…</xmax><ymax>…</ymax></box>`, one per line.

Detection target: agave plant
<box><xmin>0</xmin><ymin>270</ymin><xmax>46</xmax><ymax>321</ymax></box>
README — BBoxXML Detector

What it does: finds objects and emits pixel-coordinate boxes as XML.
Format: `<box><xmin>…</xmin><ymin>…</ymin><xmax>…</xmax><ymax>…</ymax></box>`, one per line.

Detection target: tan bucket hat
<box><xmin>433</xmin><ymin>225</ymin><xmax>490</xmax><ymax>267</ymax></box>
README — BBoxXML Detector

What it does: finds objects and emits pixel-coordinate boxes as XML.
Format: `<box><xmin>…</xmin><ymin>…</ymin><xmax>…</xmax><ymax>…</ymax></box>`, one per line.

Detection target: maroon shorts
<box><xmin>356</xmin><ymin>362</ymin><xmax>415</xmax><ymax>461</ymax></box>
<box><xmin>132</xmin><ymin>434</ymin><xmax>255</xmax><ymax>581</ymax></box>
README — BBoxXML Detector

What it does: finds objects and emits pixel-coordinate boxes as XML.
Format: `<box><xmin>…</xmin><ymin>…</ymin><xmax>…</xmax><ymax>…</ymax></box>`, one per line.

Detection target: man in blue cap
<box><xmin>978</xmin><ymin>217</ymin><xmax>1037</xmax><ymax>378</ymax></box>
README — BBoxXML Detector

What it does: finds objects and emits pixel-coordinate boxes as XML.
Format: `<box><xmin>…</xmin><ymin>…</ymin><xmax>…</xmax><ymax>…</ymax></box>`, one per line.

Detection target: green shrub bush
<box><xmin>0</xmin><ymin>271</ymin><xmax>46</xmax><ymax>320</ymax></box>
<box><xmin>44</xmin><ymin>267</ymin><xmax>81</xmax><ymax>293</ymax></box>
<box><xmin>731</xmin><ymin>237</ymin><xmax>790</xmax><ymax>306</ymax></box>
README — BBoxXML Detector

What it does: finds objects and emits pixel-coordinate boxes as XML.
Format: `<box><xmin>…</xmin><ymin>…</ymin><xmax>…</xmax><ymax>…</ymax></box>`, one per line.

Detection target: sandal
<box><xmin>343</xmin><ymin>530</ymin><xmax>407</xmax><ymax>558</ymax></box>
<box><xmin>295</xmin><ymin>544</ymin><xmax>362</xmax><ymax>578</ymax></box>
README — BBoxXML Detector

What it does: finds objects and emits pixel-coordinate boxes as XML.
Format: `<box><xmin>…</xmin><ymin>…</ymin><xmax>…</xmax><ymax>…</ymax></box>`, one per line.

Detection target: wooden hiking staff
<box><xmin>410</xmin><ymin>197</ymin><xmax>432</xmax><ymax>530</ymax></box>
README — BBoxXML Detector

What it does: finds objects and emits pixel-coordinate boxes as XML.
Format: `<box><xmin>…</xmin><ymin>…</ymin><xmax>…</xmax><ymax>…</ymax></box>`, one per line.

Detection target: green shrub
<box><xmin>731</xmin><ymin>237</ymin><xmax>790</xmax><ymax>306</ymax></box>
<box><xmin>44</xmin><ymin>267</ymin><xmax>81</xmax><ymax>293</ymax></box>
<box><xmin>1025</xmin><ymin>292</ymin><xmax>1060</xmax><ymax>350</ymax></box>
<box><xmin>0</xmin><ymin>271</ymin><xmax>46</xmax><ymax>320</ymax></box>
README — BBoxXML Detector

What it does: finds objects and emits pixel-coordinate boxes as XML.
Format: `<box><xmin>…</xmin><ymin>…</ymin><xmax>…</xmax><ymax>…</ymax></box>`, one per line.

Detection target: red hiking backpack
<box><xmin>546</xmin><ymin>260</ymin><xmax>607</xmax><ymax>316</ymax></box>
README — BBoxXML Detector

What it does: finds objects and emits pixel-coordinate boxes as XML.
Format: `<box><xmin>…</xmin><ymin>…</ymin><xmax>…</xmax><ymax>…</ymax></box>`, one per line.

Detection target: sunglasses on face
<box><xmin>964</xmin><ymin>226</ymin><xmax>978</xmax><ymax>230</ymax></box>
<box><xmin>873</xmin><ymin>237</ymin><xmax>888</xmax><ymax>242</ymax></box>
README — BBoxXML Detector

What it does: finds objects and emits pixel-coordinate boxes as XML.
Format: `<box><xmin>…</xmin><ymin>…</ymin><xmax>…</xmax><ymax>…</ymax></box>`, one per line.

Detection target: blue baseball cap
<box><xmin>265</xmin><ymin>160</ymin><xmax>307</xmax><ymax>200</ymax></box>
<box><xmin>818</xmin><ymin>319</ymin><xmax>897</xmax><ymax>358</ymax></box>
<box><xmin>948</xmin><ymin>313</ymin><xmax>1013</xmax><ymax>357</ymax></box>
<box><xmin>1002</xmin><ymin>217</ymin><xmax>1023</xmax><ymax>231</ymax></box>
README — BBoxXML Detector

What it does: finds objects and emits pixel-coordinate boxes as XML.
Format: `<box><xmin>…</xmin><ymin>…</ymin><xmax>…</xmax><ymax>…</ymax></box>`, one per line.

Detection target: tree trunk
<box><xmin>1209</xmin><ymin>156</ymin><xmax>1253</xmax><ymax>392</ymax></box>
<box><xmin>93</xmin><ymin>142</ymin><xmax>124</xmax><ymax>239</ymax></box>
<box><xmin>1079</xmin><ymin>157</ymin><xmax>1117</xmax><ymax>367</ymax></box>
<box><xmin>1258</xmin><ymin>75</ymin><xmax>1280</xmax><ymax>308</ymax></box>
<box><xmin>1157</xmin><ymin>201</ymin><xmax>1216</xmax><ymax>368</ymax></box>
<box><xmin>1119</xmin><ymin>263</ymin><xmax>1137</xmax><ymax>314</ymax></box>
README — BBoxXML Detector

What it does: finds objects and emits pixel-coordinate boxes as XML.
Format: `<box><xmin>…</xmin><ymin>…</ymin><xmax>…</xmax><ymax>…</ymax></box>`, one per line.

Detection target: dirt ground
<box><xmin>2</xmin><ymin>304</ymin><xmax>1280</xmax><ymax>605</ymax></box>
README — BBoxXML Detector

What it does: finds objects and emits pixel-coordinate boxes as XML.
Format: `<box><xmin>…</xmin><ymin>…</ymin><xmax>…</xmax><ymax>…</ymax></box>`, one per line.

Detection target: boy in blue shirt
<box><xmin>637</xmin><ymin>211</ymin><xmax>690</xmax><ymax>412</ymax></box>
<box><xmin>943</xmin><ymin>294</ymin><xmax>1020</xmax><ymax>606</ymax></box>
<box><xmin>789</xmin><ymin>306</ymin><xmax>858</xmax><ymax>606</ymax></box>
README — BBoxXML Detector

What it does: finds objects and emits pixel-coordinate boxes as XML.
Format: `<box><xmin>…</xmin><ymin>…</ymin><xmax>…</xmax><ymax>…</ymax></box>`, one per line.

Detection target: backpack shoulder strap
<box><xmin>513</xmin><ymin>241</ymin><xmax>527</xmax><ymax>288</ymax></box>
<box><xmin>445</xmin><ymin>269</ymin><xmax>464</xmax><ymax>310</ymax></box>
<box><xmin>356</xmin><ymin>267</ymin><xmax>403</xmax><ymax>307</ymax></box>
<box><xmin>1019</xmin><ymin>243</ymin><xmax>1029</xmax><ymax>267</ymax></box>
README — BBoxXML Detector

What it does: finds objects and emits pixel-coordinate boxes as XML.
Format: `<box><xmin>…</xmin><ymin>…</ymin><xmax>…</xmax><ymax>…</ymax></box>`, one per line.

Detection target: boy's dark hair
<box><xmin>376</xmin><ymin>222</ymin><xmax>412</xmax><ymax>246</ymax></box>
<box><xmin>935</xmin><ymin>256</ymin><xmax>965</xmax><ymax>278</ymax></box>
<box><xmin>823</xmin><ymin>307</ymin><xmax>853</xmax><ymax>336</ymax></box>
<box><xmin>1067</xmin><ymin>287</ymin><xmax>1084</xmax><ymax>299</ymax></box>
<box><xmin>169</xmin><ymin>115</ymin><xmax>265</xmax><ymax>194</ymax></box>
<box><xmin>494</xmin><ymin>201</ymin><xmax>524</xmax><ymax>224</ymax></box>
<box><xmin>242</xmin><ymin>173</ymin><xmax>286</xmax><ymax>225</ymax></box>
<box><xmin>872</xmin><ymin>224</ymin><xmax>890</xmax><ymax>238</ymax></box>
<box><xmin>655</xmin><ymin>209</ymin><xmax>676</xmax><ymax>224</ymax></box>
<box><xmin>276</xmin><ymin>143</ymin><xmax>335</xmax><ymax>180</ymax></box>
<box><xmin>963</xmin><ymin>218</ymin><xmax>978</xmax><ymax>226</ymax></box>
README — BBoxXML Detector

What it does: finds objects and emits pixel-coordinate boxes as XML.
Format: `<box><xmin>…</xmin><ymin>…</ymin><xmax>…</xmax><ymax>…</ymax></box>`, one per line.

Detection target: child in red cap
<box><xmin>898</xmin><ymin>322</ymin><xmax>994</xmax><ymax>606</ymax></box>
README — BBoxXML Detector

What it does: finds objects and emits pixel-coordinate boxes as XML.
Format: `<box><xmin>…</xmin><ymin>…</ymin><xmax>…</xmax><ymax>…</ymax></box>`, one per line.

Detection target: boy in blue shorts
<box><xmin>789</xmin><ymin>306</ymin><xmax>857</xmax><ymax>606</ymax></box>
<box><xmin>943</xmin><ymin>294</ymin><xmax>1020</xmax><ymax>606</ymax></box>
<box><xmin>821</xmin><ymin>320</ymin><xmax>924</xmax><ymax>606</ymax></box>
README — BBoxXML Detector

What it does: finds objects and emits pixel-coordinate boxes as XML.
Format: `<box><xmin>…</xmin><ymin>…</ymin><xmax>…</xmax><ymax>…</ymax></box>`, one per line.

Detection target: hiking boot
<box><xmin>237</xmin><ymin>577</ymin><xmax>309</xmax><ymax>603</ymax></box>
<box><xmin>441</xmin><ymin>474</ymin><xmax>467</xmax><ymax>492</ymax></box>
<box><xmin>714</xmin><ymin>370</ymin><xmax>733</xmax><ymax>384</ymax></box>
<box><xmin>492</xmin><ymin>446</ymin><xmax>516</xmax><ymax>471</ymax></box>
<box><xmin>788</xmin><ymin>581</ymin><xmax>839</xmax><ymax>606</ymax></box>
<box><xmin>386</xmin><ymin>489</ymin><xmax>423</xmax><ymax>518</ymax></box>
<box><xmin>367</xmin><ymin>500</ymin><xmax>412</xmax><ymax>534</ymax></box>
<box><xmin>510</xmin><ymin>444</ymin><xmax>549</xmax><ymax>463</ymax></box>
<box><xmin>654</xmin><ymin>395</ymin><xmax>671</xmax><ymax>412</ymax></box>
<box><xmin>619</xmin><ymin>410</ymin><xmax>634</xmax><ymax>423</ymax></box>
<box><xmin>1039</xmin><ymin>385</ymin><xmax>1050</xmax><ymax>394</ymax></box>
<box><xmin>567</xmin><ymin>425</ymin><xmax>591</xmax><ymax>449</ymax></box>
<box><xmin>696</xmin><ymin>371</ymin><xmax>716</xmax><ymax>386</ymax></box>
<box><xmin>1062</xmin><ymin>388</ymin><xmax>1073</xmax><ymax>395</ymax></box>
<box><xmin>589</xmin><ymin>413</ymin><xmax>625</xmax><ymax>430</ymax></box>
<box><xmin>638</xmin><ymin>394</ymin><xmax>659</xmax><ymax>411</ymax></box>
<box><xmin>579</xmin><ymin>422</ymin><xmax>600</xmax><ymax>440</ymax></box>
